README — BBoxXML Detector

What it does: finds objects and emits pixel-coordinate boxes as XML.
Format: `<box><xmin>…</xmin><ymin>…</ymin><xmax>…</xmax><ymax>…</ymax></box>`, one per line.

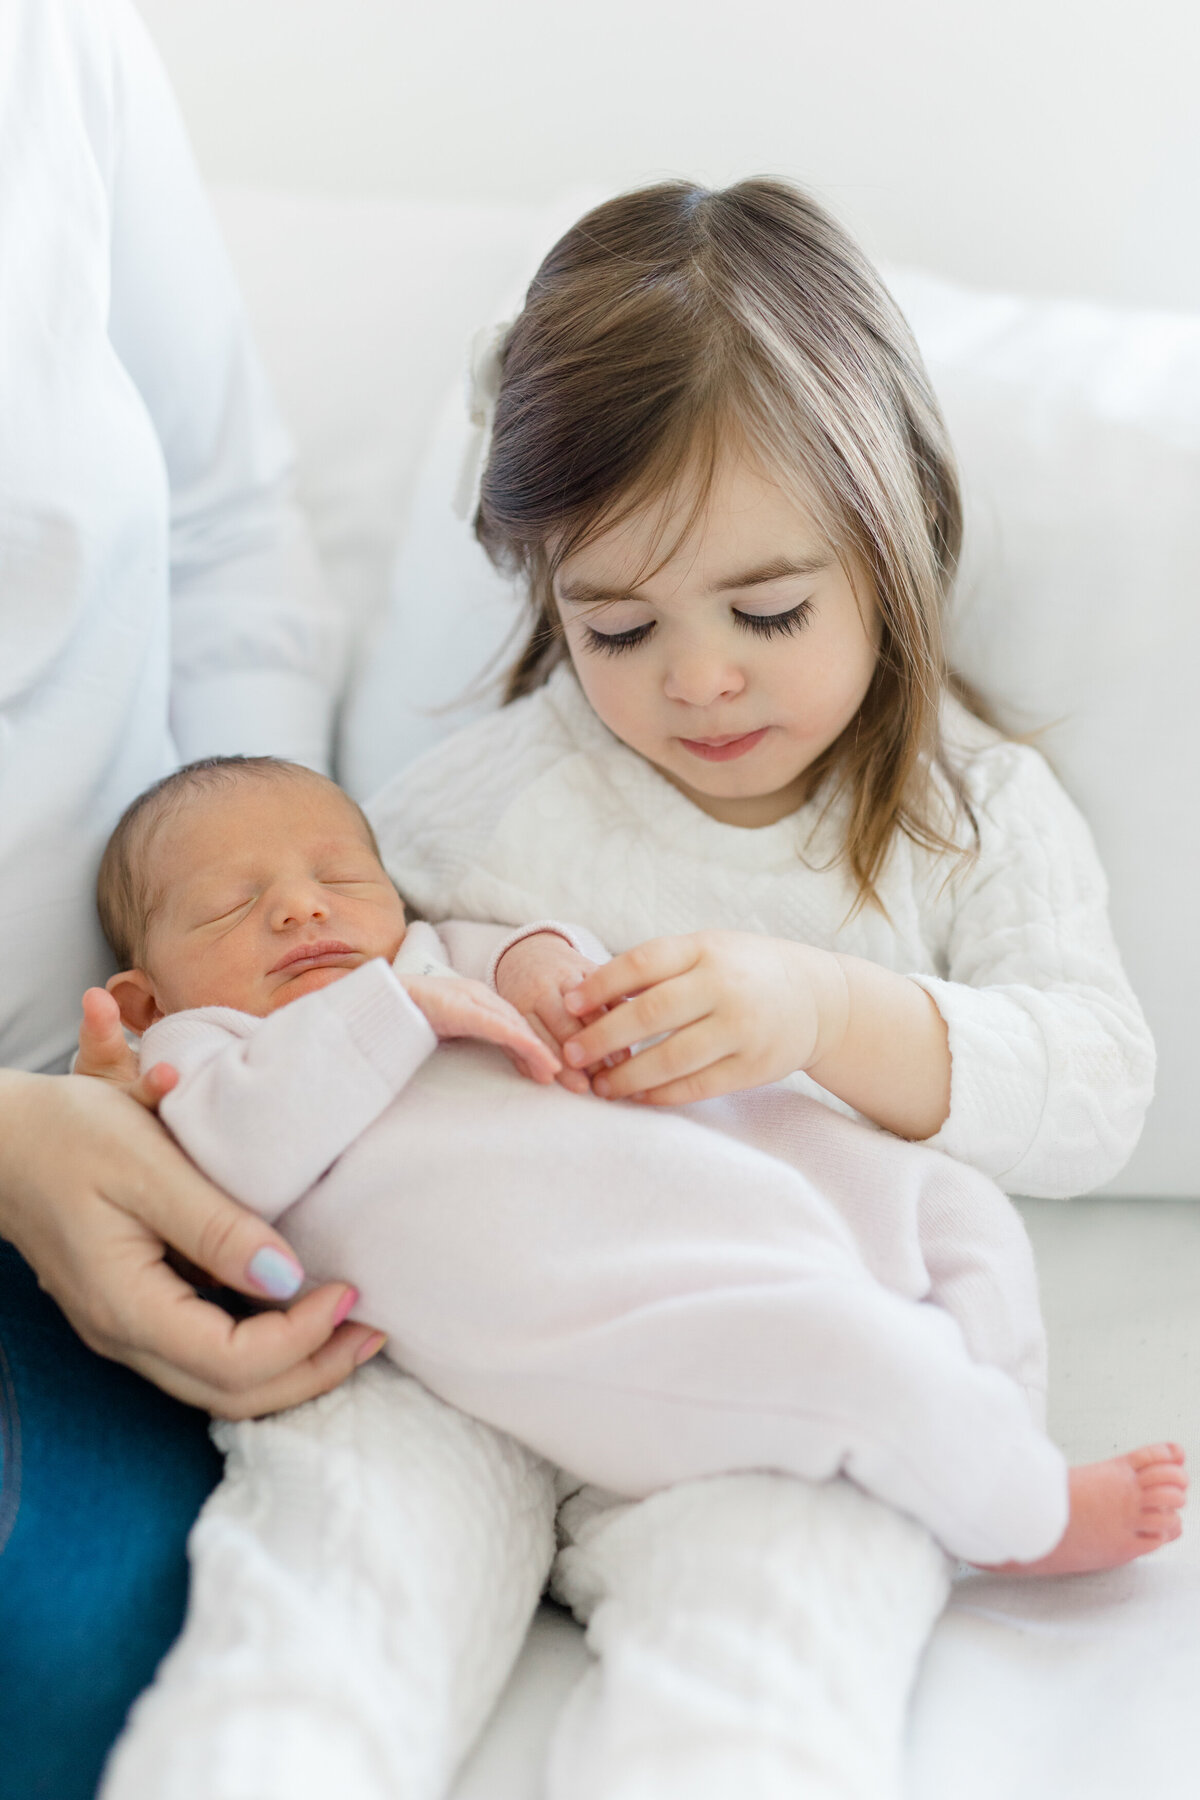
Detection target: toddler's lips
<box><xmin>677</xmin><ymin>728</ymin><xmax>769</xmax><ymax>763</ymax></box>
<box><xmin>269</xmin><ymin>939</ymin><xmax>360</xmax><ymax>975</ymax></box>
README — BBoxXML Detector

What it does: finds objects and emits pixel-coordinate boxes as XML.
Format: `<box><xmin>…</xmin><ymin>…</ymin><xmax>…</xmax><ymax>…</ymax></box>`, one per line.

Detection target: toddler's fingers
<box><xmin>562</xmin><ymin>973</ymin><xmax>706</xmax><ymax>1069</ymax></box>
<box><xmin>590</xmin><ymin>1020</ymin><xmax>735</xmax><ymax>1103</ymax></box>
<box><xmin>563</xmin><ymin>938</ymin><xmax>697</xmax><ymax>1018</ymax></box>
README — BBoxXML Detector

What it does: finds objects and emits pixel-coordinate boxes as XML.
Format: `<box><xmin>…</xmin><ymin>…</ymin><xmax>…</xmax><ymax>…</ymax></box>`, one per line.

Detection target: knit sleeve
<box><xmin>142</xmin><ymin>960</ymin><xmax>436</xmax><ymax>1221</ymax></box>
<box><xmin>913</xmin><ymin>744</ymin><xmax>1154</xmax><ymax>1197</ymax></box>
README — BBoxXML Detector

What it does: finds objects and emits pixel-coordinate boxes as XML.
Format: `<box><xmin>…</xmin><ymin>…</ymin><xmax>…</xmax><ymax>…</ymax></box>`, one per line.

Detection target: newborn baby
<box><xmin>91</xmin><ymin>754</ymin><xmax>1185</xmax><ymax>1573</ymax></box>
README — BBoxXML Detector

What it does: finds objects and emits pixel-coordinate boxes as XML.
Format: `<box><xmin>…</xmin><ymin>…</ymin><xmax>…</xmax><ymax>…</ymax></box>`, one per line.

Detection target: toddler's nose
<box><xmin>663</xmin><ymin>649</ymin><xmax>745</xmax><ymax>709</ymax></box>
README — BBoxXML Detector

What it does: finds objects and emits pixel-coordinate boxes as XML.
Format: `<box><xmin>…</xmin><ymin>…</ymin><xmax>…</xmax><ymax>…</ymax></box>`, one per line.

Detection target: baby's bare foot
<box><xmin>982</xmin><ymin>1443</ymin><xmax>1188</xmax><ymax>1577</ymax></box>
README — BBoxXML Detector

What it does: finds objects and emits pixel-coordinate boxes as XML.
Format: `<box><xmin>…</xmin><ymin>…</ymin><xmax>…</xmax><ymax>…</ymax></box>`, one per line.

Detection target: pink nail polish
<box><xmin>332</xmin><ymin>1286</ymin><xmax>360</xmax><ymax>1327</ymax></box>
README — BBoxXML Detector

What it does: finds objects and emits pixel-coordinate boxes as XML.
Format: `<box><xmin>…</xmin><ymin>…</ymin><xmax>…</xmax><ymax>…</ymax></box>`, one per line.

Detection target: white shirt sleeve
<box><xmin>104</xmin><ymin>0</ymin><xmax>344</xmax><ymax>770</ymax></box>
<box><xmin>143</xmin><ymin>961</ymin><xmax>436</xmax><ymax>1221</ymax></box>
<box><xmin>913</xmin><ymin>744</ymin><xmax>1155</xmax><ymax>1198</ymax></box>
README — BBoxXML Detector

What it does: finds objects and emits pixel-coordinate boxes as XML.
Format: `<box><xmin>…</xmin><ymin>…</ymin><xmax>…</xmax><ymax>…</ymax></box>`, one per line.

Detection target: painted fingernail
<box><xmin>332</xmin><ymin>1286</ymin><xmax>360</xmax><ymax>1327</ymax></box>
<box><xmin>247</xmin><ymin>1246</ymin><xmax>305</xmax><ymax>1300</ymax></box>
<box><xmin>354</xmin><ymin>1331</ymin><xmax>387</xmax><ymax>1366</ymax></box>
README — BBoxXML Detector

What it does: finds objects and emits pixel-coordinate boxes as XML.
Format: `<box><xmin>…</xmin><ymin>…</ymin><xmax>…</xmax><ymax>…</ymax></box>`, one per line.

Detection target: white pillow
<box><xmin>209</xmin><ymin>186</ymin><xmax>558</xmax><ymax>645</ymax></box>
<box><xmin>886</xmin><ymin>269</ymin><xmax>1200</xmax><ymax>1199</ymax></box>
<box><xmin>342</xmin><ymin>264</ymin><xmax>1200</xmax><ymax>1200</ymax></box>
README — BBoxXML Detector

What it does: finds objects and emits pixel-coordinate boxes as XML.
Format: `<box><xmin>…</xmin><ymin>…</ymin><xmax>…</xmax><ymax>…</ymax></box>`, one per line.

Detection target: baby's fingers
<box><xmin>467</xmin><ymin>1001</ymin><xmax>562</xmax><ymax>1083</ymax></box>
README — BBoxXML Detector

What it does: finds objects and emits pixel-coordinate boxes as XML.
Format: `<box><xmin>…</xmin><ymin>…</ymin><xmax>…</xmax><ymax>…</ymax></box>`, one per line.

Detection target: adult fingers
<box><xmin>76</xmin><ymin>988</ymin><xmax>139</xmax><ymax>1084</ymax></box>
<box><xmin>125</xmin><ymin>1062</ymin><xmax>178</xmax><ymax>1112</ymax></box>
<box><xmin>81</xmin><ymin>1085</ymin><xmax>317</xmax><ymax>1303</ymax></box>
<box><xmin>86</xmin><ymin>1237</ymin><xmax>379</xmax><ymax>1397</ymax></box>
<box><xmin>131</xmin><ymin>1317</ymin><xmax>387</xmax><ymax>1418</ymax></box>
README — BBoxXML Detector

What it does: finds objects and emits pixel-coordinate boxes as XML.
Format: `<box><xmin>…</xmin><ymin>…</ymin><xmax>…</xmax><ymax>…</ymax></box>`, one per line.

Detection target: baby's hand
<box><xmin>559</xmin><ymin>931</ymin><xmax>845</xmax><ymax>1106</ymax></box>
<box><xmin>494</xmin><ymin>933</ymin><xmax>611</xmax><ymax>1096</ymax></box>
<box><xmin>400</xmin><ymin>973</ymin><xmax>562</xmax><ymax>1085</ymax></box>
<box><xmin>77</xmin><ymin>988</ymin><xmax>178</xmax><ymax>1112</ymax></box>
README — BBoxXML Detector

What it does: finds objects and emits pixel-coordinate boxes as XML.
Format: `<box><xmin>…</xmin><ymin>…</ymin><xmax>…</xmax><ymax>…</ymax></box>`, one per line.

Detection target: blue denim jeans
<box><xmin>0</xmin><ymin>1236</ymin><xmax>222</xmax><ymax>1800</ymax></box>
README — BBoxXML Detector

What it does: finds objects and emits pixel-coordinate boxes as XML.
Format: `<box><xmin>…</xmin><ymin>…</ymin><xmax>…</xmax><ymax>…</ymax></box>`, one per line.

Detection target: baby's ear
<box><xmin>105</xmin><ymin>970</ymin><xmax>162</xmax><ymax>1034</ymax></box>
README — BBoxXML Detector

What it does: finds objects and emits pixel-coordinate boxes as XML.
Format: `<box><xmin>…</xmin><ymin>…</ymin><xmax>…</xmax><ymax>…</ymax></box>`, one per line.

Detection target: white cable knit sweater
<box><xmin>369</xmin><ymin>664</ymin><xmax>1155</xmax><ymax>1199</ymax></box>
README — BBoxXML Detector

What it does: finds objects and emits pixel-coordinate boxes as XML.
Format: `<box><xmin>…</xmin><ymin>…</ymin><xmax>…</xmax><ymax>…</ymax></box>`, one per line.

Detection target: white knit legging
<box><xmin>100</xmin><ymin>1362</ymin><xmax>948</xmax><ymax>1800</ymax></box>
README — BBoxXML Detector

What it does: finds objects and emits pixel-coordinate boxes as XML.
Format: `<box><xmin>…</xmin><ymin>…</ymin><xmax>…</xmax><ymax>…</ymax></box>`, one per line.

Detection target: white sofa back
<box><xmin>212</xmin><ymin>186</ymin><xmax>1200</xmax><ymax>1200</ymax></box>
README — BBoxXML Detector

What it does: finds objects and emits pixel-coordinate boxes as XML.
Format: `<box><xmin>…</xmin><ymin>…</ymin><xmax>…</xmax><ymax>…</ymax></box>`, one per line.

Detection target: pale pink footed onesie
<box><xmin>103</xmin><ymin>919</ymin><xmax>1063</xmax><ymax>1800</ymax></box>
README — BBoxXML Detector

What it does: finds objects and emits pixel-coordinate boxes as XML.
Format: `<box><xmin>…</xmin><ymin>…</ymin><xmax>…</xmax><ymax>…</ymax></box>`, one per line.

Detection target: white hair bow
<box><xmin>453</xmin><ymin>320</ymin><xmax>511</xmax><ymax>523</ymax></box>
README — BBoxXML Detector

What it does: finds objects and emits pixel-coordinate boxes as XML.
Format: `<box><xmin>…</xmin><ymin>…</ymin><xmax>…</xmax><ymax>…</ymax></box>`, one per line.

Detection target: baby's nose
<box><xmin>272</xmin><ymin>884</ymin><xmax>330</xmax><ymax>929</ymax></box>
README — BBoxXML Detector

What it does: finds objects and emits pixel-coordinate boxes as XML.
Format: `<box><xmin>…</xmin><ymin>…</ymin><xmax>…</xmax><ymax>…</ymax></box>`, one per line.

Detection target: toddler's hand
<box><xmin>559</xmin><ymin>931</ymin><xmax>845</xmax><ymax>1106</ymax></box>
<box><xmin>493</xmin><ymin>934</ymin><xmax>611</xmax><ymax>1095</ymax></box>
<box><xmin>77</xmin><ymin>988</ymin><xmax>178</xmax><ymax>1112</ymax></box>
<box><xmin>400</xmin><ymin>973</ymin><xmax>562</xmax><ymax>1084</ymax></box>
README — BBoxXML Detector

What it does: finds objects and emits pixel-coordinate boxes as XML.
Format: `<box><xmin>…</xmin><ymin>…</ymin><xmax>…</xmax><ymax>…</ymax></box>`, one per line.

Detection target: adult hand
<box><xmin>0</xmin><ymin>1068</ymin><xmax>385</xmax><ymax>1418</ymax></box>
<box><xmin>77</xmin><ymin>986</ymin><xmax>178</xmax><ymax>1111</ymax></box>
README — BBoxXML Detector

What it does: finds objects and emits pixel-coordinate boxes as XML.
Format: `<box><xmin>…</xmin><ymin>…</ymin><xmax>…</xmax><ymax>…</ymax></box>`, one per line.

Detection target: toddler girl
<box><xmin>366</xmin><ymin>178</ymin><xmax>1182</xmax><ymax>1793</ymax></box>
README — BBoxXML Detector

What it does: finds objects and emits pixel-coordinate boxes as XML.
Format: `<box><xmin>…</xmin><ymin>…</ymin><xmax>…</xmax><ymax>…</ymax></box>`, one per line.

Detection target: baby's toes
<box><xmin>1138</xmin><ymin>1458</ymin><xmax>1189</xmax><ymax>1496</ymax></box>
<box><xmin>1136</xmin><ymin>1511</ymin><xmax>1184</xmax><ymax>1545</ymax></box>
<box><xmin>1129</xmin><ymin>1442</ymin><xmax>1186</xmax><ymax>1473</ymax></box>
<box><xmin>1140</xmin><ymin>1476</ymin><xmax>1188</xmax><ymax>1510</ymax></box>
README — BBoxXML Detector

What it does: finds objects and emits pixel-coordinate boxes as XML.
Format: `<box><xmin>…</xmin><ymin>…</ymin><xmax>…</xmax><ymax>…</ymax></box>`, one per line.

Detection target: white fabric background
<box><xmin>139</xmin><ymin>0</ymin><xmax>1200</xmax><ymax>314</ymax></box>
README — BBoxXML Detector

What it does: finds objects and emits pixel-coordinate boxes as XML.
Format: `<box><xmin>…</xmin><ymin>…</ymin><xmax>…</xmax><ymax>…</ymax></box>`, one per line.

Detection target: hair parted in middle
<box><xmin>475</xmin><ymin>177</ymin><xmax>978</xmax><ymax>911</ymax></box>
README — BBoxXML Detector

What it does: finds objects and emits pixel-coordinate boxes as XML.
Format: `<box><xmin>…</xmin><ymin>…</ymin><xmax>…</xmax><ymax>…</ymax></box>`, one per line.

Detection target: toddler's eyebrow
<box><xmin>557</xmin><ymin>555</ymin><xmax>830</xmax><ymax>606</ymax></box>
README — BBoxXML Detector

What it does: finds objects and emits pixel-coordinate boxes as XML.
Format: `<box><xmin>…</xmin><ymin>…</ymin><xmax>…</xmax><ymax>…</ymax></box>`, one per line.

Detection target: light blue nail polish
<box><xmin>247</xmin><ymin>1246</ymin><xmax>304</xmax><ymax>1300</ymax></box>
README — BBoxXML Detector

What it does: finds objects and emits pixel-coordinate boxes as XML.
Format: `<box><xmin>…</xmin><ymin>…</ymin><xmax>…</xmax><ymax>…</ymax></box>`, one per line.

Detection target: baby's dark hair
<box><xmin>97</xmin><ymin>756</ymin><xmax>381</xmax><ymax>970</ymax></box>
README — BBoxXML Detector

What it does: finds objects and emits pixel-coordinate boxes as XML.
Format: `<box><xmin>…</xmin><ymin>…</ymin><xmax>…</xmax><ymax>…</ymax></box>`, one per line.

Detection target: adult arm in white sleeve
<box><xmin>914</xmin><ymin>745</ymin><xmax>1155</xmax><ymax>1198</ymax></box>
<box><xmin>104</xmin><ymin>0</ymin><xmax>344</xmax><ymax>770</ymax></box>
<box><xmin>143</xmin><ymin>961</ymin><xmax>436</xmax><ymax>1222</ymax></box>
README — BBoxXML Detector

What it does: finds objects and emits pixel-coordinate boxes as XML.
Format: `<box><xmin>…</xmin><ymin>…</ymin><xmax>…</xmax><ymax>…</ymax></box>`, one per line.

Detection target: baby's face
<box><xmin>121</xmin><ymin>775</ymin><xmax>407</xmax><ymax>1023</ymax></box>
